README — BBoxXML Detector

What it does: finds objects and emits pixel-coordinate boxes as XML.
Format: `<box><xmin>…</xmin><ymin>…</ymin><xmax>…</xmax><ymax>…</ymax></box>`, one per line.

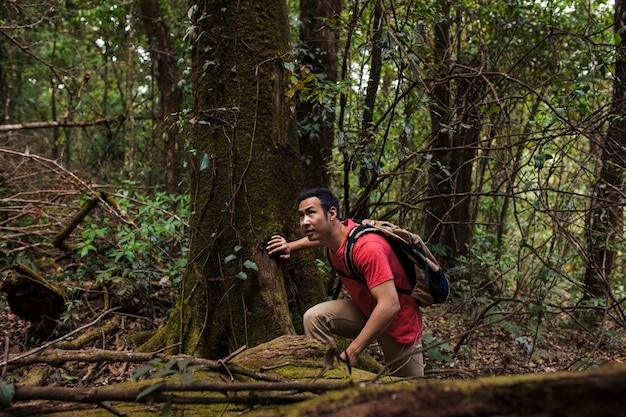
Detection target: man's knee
<box><xmin>303</xmin><ymin>303</ymin><xmax>324</xmax><ymax>333</ymax></box>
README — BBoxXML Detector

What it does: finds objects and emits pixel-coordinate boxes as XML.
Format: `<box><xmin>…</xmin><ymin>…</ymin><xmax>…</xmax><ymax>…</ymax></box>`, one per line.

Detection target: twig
<box><xmin>0</xmin><ymin>308</ymin><xmax>119</xmax><ymax>368</ymax></box>
<box><xmin>97</xmin><ymin>402</ymin><xmax>127</xmax><ymax>417</ymax></box>
<box><xmin>258</xmin><ymin>362</ymin><xmax>290</xmax><ymax>372</ymax></box>
<box><xmin>1</xmin><ymin>335</ymin><xmax>8</xmax><ymax>379</ymax></box>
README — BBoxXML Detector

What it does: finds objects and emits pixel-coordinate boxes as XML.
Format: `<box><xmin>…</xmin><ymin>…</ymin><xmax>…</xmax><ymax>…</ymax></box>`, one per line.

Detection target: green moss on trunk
<box><xmin>142</xmin><ymin>0</ymin><xmax>326</xmax><ymax>360</ymax></box>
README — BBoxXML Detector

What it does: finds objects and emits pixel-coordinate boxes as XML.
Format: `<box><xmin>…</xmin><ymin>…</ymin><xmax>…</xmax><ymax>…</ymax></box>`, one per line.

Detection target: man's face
<box><xmin>298</xmin><ymin>196</ymin><xmax>335</xmax><ymax>241</ymax></box>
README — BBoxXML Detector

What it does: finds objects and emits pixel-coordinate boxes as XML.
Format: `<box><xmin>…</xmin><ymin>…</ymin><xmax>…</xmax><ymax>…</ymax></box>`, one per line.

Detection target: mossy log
<box><xmin>1</xmin><ymin>336</ymin><xmax>626</xmax><ymax>417</ymax></box>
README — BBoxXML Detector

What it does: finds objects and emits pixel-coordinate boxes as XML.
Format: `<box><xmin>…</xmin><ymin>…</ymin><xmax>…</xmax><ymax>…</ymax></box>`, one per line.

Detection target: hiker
<box><xmin>267</xmin><ymin>187</ymin><xmax>424</xmax><ymax>377</ymax></box>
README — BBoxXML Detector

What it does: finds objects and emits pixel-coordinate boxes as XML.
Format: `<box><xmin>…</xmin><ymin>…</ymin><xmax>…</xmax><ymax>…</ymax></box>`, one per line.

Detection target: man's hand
<box><xmin>339</xmin><ymin>349</ymin><xmax>356</xmax><ymax>372</ymax></box>
<box><xmin>266</xmin><ymin>235</ymin><xmax>292</xmax><ymax>259</ymax></box>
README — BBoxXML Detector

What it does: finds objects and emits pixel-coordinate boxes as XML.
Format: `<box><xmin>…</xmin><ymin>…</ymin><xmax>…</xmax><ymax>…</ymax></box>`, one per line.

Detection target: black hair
<box><xmin>297</xmin><ymin>188</ymin><xmax>340</xmax><ymax>217</ymax></box>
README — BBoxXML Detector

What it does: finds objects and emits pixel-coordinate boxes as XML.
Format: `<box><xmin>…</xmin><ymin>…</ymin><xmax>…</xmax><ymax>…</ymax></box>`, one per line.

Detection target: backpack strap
<box><xmin>343</xmin><ymin>225</ymin><xmax>367</xmax><ymax>281</ymax></box>
<box><xmin>339</xmin><ymin>225</ymin><xmax>413</xmax><ymax>297</ymax></box>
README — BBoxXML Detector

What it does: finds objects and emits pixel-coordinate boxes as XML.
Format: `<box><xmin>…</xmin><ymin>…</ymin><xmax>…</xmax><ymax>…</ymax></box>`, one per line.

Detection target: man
<box><xmin>267</xmin><ymin>188</ymin><xmax>424</xmax><ymax>377</ymax></box>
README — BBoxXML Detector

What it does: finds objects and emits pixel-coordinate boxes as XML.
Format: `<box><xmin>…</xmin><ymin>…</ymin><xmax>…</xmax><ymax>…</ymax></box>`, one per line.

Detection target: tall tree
<box><xmin>424</xmin><ymin>0</ymin><xmax>461</xmax><ymax>264</ymax></box>
<box><xmin>583</xmin><ymin>0</ymin><xmax>626</xmax><ymax>300</ymax></box>
<box><xmin>297</xmin><ymin>0</ymin><xmax>341</xmax><ymax>188</ymax></box>
<box><xmin>138</xmin><ymin>0</ymin><xmax>184</xmax><ymax>193</ymax></box>
<box><xmin>140</xmin><ymin>0</ymin><xmax>325</xmax><ymax>357</ymax></box>
<box><xmin>423</xmin><ymin>2</ymin><xmax>486</xmax><ymax>268</ymax></box>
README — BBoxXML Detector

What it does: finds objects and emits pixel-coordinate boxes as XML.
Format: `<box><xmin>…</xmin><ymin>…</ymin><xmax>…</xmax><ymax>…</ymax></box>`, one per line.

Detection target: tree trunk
<box><xmin>349</xmin><ymin>0</ymin><xmax>383</xmax><ymax>221</ymax></box>
<box><xmin>425</xmin><ymin>1</ymin><xmax>479</xmax><ymax>267</ymax></box>
<box><xmin>424</xmin><ymin>0</ymin><xmax>453</xmax><ymax>258</ymax></box>
<box><xmin>138</xmin><ymin>0</ymin><xmax>184</xmax><ymax>193</ymax></box>
<box><xmin>583</xmin><ymin>0</ymin><xmax>626</xmax><ymax>301</ymax></box>
<box><xmin>297</xmin><ymin>0</ymin><xmax>341</xmax><ymax>188</ymax></box>
<box><xmin>140</xmin><ymin>0</ymin><xmax>326</xmax><ymax>359</ymax></box>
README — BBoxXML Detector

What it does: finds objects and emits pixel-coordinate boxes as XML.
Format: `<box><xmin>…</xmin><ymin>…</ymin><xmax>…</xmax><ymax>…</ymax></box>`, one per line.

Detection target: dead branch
<box><xmin>0</xmin><ymin>308</ymin><xmax>119</xmax><ymax>370</ymax></box>
<box><xmin>2</xmin><ymin>348</ymin><xmax>285</xmax><ymax>382</ymax></box>
<box><xmin>52</xmin><ymin>191</ymin><xmax>130</xmax><ymax>252</ymax></box>
<box><xmin>52</xmin><ymin>192</ymin><xmax>100</xmax><ymax>251</ymax></box>
<box><xmin>10</xmin><ymin>380</ymin><xmax>350</xmax><ymax>406</ymax></box>
<box><xmin>0</xmin><ymin>117</ymin><xmax>124</xmax><ymax>133</ymax></box>
<box><xmin>55</xmin><ymin>320</ymin><xmax>120</xmax><ymax>350</ymax></box>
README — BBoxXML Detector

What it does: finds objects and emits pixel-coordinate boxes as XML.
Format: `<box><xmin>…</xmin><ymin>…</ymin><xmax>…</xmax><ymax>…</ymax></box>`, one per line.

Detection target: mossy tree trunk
<box><xmin>141</xmin><ymin>0</ymin><xmax>326</xmax><ymax>358</ymax></box>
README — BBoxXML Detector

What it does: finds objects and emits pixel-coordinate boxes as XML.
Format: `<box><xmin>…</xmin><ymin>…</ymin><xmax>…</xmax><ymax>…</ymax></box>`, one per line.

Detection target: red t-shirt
<box><xmin>328</xmin><ymin>219</ymin><xmax>423</xmax><ymax>345</ymax></box>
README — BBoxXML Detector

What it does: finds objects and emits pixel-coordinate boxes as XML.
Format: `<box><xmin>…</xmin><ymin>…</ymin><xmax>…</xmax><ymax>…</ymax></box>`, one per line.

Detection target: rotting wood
<box><xmin>0</xmin><ymin>264</ymin><xmax>66</xmax><ymax>339</ymax></box>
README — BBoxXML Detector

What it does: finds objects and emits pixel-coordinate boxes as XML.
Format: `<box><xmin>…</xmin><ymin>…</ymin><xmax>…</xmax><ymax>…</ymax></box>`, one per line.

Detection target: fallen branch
<box><xmin>55</xmin><ymin>319</ymin><xmax>120</xmax><ymax>350</ymax></box>
<box><xmin>3</xmin><ymin>348</ymin><xmax>285</xmax><ymax>382</ymax></box>
<box><xmin>53</xmin><ymin>191</ymin><xmax>131</xmax><ymax>252</ymax></box>
<box><xmin>10</xmin><ymin>380</ymin><xmax>351</xmax><ymax>406</ymax></box>
<box><xmin>0</xmin><ymin>117</ymin><xmax>124</xmax><ymax>133</ymax></box>
<box><xmin>0</xmin><ymin>308</ymin><xmax>119</xmax><ymax>369</ymax></box>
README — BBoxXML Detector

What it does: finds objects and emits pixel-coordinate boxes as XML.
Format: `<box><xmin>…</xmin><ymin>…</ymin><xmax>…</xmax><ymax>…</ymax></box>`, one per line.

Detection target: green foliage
<box><xmin>1</xmin><ymin>0</ymin><xmax>624</xmax><ymax>374</ymax></box>
<box><xmin>132</xmin><ymin>356</ymin><xmax>204</xmax><ymax>415</ymax></box>
<box><xmin>422</xmin><ymin>333</ymin><xmax>453</xmax><ymax>370</ymax></box>
<box><xmin>0</xmin><ymin>381</ymin><xmax>14</xmax><ymax>408</ymax></box>
<box><xmin>48</xmin><ymin>185</ymin><xmax>190</xmax><ymax>319</ymax></box>
<box><xmin>223</xmin><ymin>245</ymin><xmax>259</xmax><ymax>281</ymax></box>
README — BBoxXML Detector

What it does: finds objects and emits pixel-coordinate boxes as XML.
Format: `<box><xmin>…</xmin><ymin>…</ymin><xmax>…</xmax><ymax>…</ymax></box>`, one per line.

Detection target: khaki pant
<box><xmin>303</xmin><ymin>299</ymin><xmax>424</xmax><ymax>377</ymax></box>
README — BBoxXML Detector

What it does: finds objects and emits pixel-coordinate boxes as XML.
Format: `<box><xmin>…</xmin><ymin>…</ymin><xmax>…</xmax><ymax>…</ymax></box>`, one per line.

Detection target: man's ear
<box><xmin>328</xmin><ymin>206</ymin><xmax>338</xmax><ymax>221</ymax></box>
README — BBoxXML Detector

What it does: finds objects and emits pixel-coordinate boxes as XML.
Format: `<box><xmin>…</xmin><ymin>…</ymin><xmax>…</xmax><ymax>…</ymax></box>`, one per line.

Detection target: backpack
<box><xmin>331</xmin><ymin>219</ymin><xmax>450</xmax><ymax>307</ymax></box>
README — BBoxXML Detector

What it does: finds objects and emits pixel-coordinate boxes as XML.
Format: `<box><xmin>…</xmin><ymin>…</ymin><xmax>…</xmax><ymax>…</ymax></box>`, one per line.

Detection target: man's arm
<box><xmin>266</xmin><ymin>235</ymin><xmax>323</xmax><ymax>259</ymax></box>
<box><xmin>340</xmin><ymin>280</ymin><xmax>400</xmax><ymax>366</ymax></box>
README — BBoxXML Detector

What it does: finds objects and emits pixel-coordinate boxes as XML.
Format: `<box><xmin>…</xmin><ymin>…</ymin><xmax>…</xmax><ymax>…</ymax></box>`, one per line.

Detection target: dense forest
<box><xmin>0</xmin><ymin>0</ymin><xmax>625</xmax><ymax>415</ymax></box>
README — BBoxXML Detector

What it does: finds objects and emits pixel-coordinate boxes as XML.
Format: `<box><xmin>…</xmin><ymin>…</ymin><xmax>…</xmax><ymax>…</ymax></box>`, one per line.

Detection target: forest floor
<box><xmin>1</xmin><ymin>276</ymin><xmax>624</xmax><ymax>392</ymax></box>
<box><xmin>1</xmin><ymin>273</ymin><xmax>625</xmax><ymax>417</ymax></box>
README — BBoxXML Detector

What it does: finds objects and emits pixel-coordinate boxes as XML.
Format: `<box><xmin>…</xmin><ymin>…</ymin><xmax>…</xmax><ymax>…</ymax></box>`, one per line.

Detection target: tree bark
<box><xmin>583</xmin><ymin>0</ymin><xmax>626</xmax><ymax>301</ymax></box>
<box><xmin>425</xmin><ymin>1</ymin><xmax>478</xmax><ymax>267</ymax></box>
<box><xmin>138</xmin><ymin>0</ymin><xmax>184</xmax><ymax>193</ymax></box>
<box><xmin>140</xmin><ymin>0</ymin><xmax>326</xmax><ymax>359</ymax></box>
<box><xmin>298</xmin><ymin>0</ymin><xmax>341</xmax><ymax>188</ymax></box>
<box><xmin>425</xmin><ymin>0</ymin><xmax>453</xmax><ymax>257</ymax></box>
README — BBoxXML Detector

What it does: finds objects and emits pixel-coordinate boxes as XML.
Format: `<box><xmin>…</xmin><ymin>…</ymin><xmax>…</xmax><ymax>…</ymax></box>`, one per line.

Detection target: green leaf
<box><xmin>243</xmin><ymin>260</ymin><xmax>258</xmax><ymax>271</ymax></box>
<box><xmin>199</xmin><ymin>153</ymin><xmax>211</xmax><ymax>172</ymax></box>
<box><xmin>236</xmin><ymin>271</ymin><xmax>248</xmax><ymax>280</ymax></box>
<box><xmin>177</xmin><ymin>357</ymin><xmax>194</xmax><ymax>371</ymax></box>
<box><xmin>427</xmin><ymin>348</ymin><xmax>443</xmax><ymax>361</ymax></box>
<box><xmin>421</xmin><ymin>333</ymin><xmax>434</xmax><ymax>343</ymax></box>
<box><xmin>132</xmin><ymin>365</ymin><xmax>155</xmax><ymax>381</ymax></box>
<box><xmin>523</xmin><ymin>181</ymin><xmax>536</xmax><ymax>192</ymax></box>
<box><xmin>161</xmin><ymin>399</ymin><xmax>173</xmax><ymax>417</ymax></box>
<box><xmin>163</xmin><ymin>358</ymin><xmax>178</xmax><ymax>371</ymax></box>
<box><xmin>150</xmin><ymin>369</ymin><xmax>177</xmax><ymax>379</ymax></box>
<box><xmin>234</xmin><ymin>245</ymin><xmax>243</xmax><ymax>253</ymax></box>
<box><xmin>0</xmin><ymin>382</ymin><xmax>15</xmax><ymax>408</ymax></box>
<box><xmin>136</xmin><ymin>382</ymin><xmax>165</xmax><ymax>401</ymax></box>
<box><xmin>284</xmin><ymin>62</ymin><xmax>295</xmax><ymax>72</ymax></box>
<box><xmin>533</xmin><ymin>153</ymin><xmax>553</xmax><ymax>170</ymax></box>
<box><xmin>179</xmin><ymin>372</ymin><xmax>195</xmax><ymax>386</ymax></box>
<box><xmin>187</xmin><ymin>5</ymin><xmax>197</xmax><ymax>19</ymax></box>
<box><xmin>224</xmin><ymin>254</ymin><xmax>237</xmax><ymax>264</ymax></box>
<box><xmin>440</xmin><ymin>343</ymin><xmax>453</xmax><ymax>352</ymax></box>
